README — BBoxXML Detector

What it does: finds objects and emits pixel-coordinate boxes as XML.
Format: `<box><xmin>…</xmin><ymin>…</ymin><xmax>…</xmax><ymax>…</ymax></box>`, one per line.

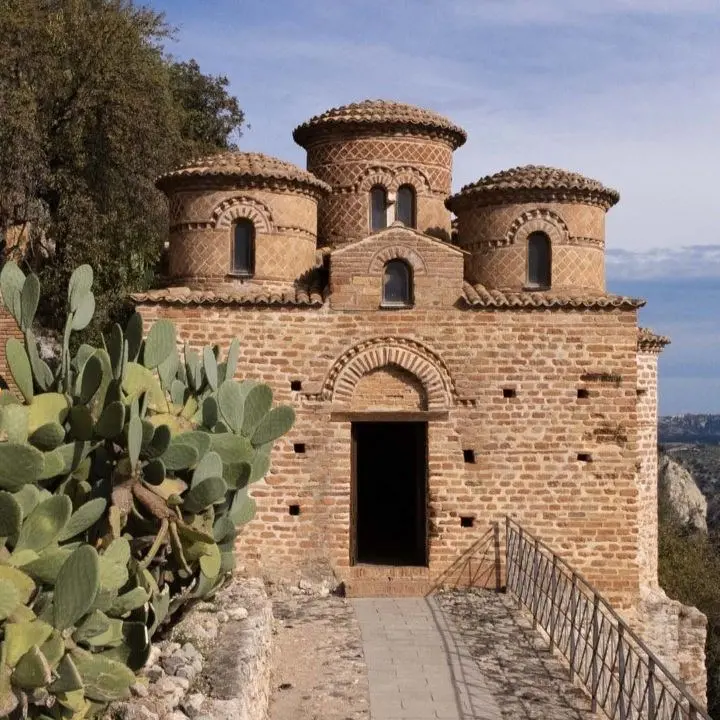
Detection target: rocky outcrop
<box><xmin>105</xmin><ymin>578</ymin><xmax>272</xmax><ymax>720</ymax></box>
<box><xmin>658</xmin><ymin>454</ymin><xmax>707</xmax><ymax>531</ymax></box>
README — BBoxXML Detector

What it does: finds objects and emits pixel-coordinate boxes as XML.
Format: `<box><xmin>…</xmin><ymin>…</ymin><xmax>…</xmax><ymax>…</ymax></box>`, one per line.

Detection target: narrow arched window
<box><xmin>395</xmin><ymin>185</ymin><xmax>416</xmax><ymax>227</ymax></box>
<box><xmin>382</xmin><ymin>259</ymin><xmax>413</xmax><ymax>307</ymax></box>
<box><xmin>527</xmin><ymin>232</ymin><xmax>551</xmax><ymax>288</ymax></box>
<box><xmin>232</xmin><ymin>219</ymin><xmax>255</xmax><ymax>276</ymax></box>
<box><xmin>370</xmin><ymin>186</ymin><xmax>388</xmax><ymax>232</ymax></box>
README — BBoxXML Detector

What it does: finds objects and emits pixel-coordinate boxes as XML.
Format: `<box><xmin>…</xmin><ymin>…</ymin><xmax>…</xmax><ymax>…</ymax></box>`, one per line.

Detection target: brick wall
<box><xmin>455</xmin><ymin>201</ymin><xmax>607</xmax><ymax>293</ymax></box>
<box><xmin>137</xmin><ymin>299</ymin><xmax>642</xmax><ymax>608</ymax></box>
<box><xmin>0</xmin><ymin>305</ymin><xmax>22</xmax><ymax>393</ymax></box>
<box><xmin>166</xmin><ymin>186</ymin><xmax>320</xmax><ymax>285</ymax></box>
<box><xmin>306</xmin><ymin>134</ymin><xmax>455</xmax><ymax>246</ymax></box>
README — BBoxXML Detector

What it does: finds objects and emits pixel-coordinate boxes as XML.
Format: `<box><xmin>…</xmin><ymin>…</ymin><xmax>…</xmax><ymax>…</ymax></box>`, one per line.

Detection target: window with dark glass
<box><xmin>232</xmin><ymin>219</ymin><xmax>254</xmax><ymax>275</ymax></box>
<box><xmin>370</xmin><ymin>186</ymin><xmax>388</xmax><ymax>231</ymax></box>
<box><xmin>527</xmin><ymin>231</ymin><xmax>551</xmax><ymax>288</ymax></box>
<box><xmin>382</xmin><ymin>259</ymin><xmax>413</xmax><ymax>306</ymax></box>
<box><xmin>395</xmin><ymin>185</ymin><xmax>416</xmax><ymax>227</ymax></box>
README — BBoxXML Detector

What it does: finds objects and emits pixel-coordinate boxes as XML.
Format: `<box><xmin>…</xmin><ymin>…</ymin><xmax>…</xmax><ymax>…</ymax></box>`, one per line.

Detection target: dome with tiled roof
<box><xmin>293</xmin><ymin>100</ymin><xmax>467</xmax><ymax>149</ymax></box>
<box><xmin>447</xmin><ymin>165</ymin><xmax>619</xmax><ymax>211</ymax></box>
<box><xmin>156</xmin><ymin>151</ymin><xmax>330</xmax><ymax>197</ymax></box>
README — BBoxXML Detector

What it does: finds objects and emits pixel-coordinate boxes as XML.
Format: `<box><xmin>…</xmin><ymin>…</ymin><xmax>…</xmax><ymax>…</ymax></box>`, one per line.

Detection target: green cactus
<box><xmin>0</xmin><ymin>260</ymin><xmax>295</xmax><ymax>718</ymax></box>
<box><xmin>53</xmin><ymin>545</ymin><xmax>100</xmax><ymax>630</ymax></box>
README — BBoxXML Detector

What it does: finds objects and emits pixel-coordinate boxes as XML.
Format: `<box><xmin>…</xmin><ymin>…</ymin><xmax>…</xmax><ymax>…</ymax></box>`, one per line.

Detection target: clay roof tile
<box><xmin>293</xmin><ymin>99</ymin><xmax>467</xmax><ymax>149</ymax></box>
<box><xmin>156</xmin><ymin>151</ymin><xmax>330</xmax><ymax>196</ymax></box>
<box><xmin>461</xmin><ymin>282</ymin><xmax>643</xmax><ymax>310</ymax></box>
<box><xmin>447</xmin><ymin>165</ymin><xmax>620</xmax><ymax>211</ymax></box>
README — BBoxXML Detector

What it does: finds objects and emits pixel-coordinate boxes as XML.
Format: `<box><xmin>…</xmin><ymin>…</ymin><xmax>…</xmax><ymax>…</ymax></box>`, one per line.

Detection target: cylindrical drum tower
<box><xmin>156</xmin><ymin>152</ymin><xmax>330</xmax><ymax>288</ymax></box>
<box><xmin>446</xmin><ymin>165</ymin><xmax>620</xmax><ymax>294</ymax></box>
<box><xmin>293</xmin><ymin>100</ymin><xmax>466</xmax><ymax>247</ymax></box>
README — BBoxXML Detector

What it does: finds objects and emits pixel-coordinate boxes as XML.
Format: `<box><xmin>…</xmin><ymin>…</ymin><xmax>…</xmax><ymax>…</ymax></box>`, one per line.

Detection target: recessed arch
<box><xmin>504</xmin><ymin>208</ymin><xmax>569</xmax><ymax>248</ymax></box>
<box><xmin>323</xmin><ymin>337</ymin><xmax>455</xmax><ymax>409</ymax></box>
<box><xmin>368</xmin><ymin>245</ymin><xmax>428</xmax><ymax>275</ymax></box>
<box><xmin>211</xmin><ymin>196</ymin><xmax>274</xmax><ymax>233</ymax></box>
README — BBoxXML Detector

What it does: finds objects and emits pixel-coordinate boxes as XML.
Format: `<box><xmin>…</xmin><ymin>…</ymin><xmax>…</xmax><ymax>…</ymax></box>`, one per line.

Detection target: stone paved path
<box><xmin>354</xmin><ymin>591</ymin><xmax>599</xmax><ymax>720</ymax></box>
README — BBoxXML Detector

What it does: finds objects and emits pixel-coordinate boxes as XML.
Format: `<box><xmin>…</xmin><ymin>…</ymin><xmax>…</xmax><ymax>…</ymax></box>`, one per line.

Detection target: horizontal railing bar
<box><xmin>504</xmin><ymin>515</ymin><xmax>710</xmax><ymax>720</ymax></box>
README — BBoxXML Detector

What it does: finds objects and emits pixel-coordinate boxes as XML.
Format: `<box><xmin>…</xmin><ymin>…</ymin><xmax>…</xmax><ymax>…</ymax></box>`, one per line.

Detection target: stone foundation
<box><xmin>634</xmin><ymin>585</ymin><xmax>707</xmax><ymax>706</ymax></box>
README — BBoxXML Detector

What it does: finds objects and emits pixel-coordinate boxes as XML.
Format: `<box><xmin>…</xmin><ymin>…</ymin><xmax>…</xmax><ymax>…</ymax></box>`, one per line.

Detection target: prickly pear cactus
<box><xmin>0</xmin><ymin>262</ymin><xmax>294</xmax><ymax>718</ymax></box>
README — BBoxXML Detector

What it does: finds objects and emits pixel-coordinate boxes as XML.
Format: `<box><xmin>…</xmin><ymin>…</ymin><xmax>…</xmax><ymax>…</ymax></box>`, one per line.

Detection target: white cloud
<box><xmin>607</xmin><ymin>246</ymin><xmax>720</xmax><ymax>280</ymax></box>
<box><xmin>450</xmin><ymin>0</ymin><xmax>719</xmax><ymax>25</ymax></box>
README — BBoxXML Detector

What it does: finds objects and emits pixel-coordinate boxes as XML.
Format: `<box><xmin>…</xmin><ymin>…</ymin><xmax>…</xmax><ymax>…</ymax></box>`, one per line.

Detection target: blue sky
<box><xmin>151</xmin><ymin>0</ymin><xmax>720</xmax><ymax>414</ymax></box>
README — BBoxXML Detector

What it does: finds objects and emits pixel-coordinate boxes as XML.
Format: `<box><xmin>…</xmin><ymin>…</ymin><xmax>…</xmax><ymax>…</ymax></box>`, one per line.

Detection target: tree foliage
<box><xmin>658</xmin><ymin>491</ymin><xmax>720</xmax><ymax>717</ymax></box>
<box><xmin>0</xmin><ymin>0</ymin><xmax>244</xmax><ymax>337</ymax></box>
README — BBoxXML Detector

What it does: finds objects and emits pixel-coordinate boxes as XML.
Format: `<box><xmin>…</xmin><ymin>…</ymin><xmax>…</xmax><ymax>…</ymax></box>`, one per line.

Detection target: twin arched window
<box><xmin>527</xmin><ymin>232</ymin><xmax>551</xmax><ymax>288</ymax></box>
<box><xmin>232</xmin><ymin>219</ymin><xmax>255</xmax><ymax>276</ymax></box>
<box><xmin>370</xmin><ymin>185</ymin><xmax>416</xmax><ymax>231</ymax></box>
<box><xmin>382</xmin><ymin>259</ymin><xmax>413</xmax><ymax>307</ymax></box>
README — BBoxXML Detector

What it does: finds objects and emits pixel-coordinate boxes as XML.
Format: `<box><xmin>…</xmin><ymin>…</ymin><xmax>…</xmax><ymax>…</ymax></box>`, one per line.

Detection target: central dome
<box><xmin>293</xmin><ymin>99</ymin><xmax>467</xmax><ymax>149</ymax></box>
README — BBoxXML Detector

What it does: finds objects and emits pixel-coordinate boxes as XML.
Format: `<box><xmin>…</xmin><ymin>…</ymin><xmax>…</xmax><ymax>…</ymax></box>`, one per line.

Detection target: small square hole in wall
<box><xmin>290</xmin><ymin>380</ymin><xmax>302</xmax><ymax>391</ymax></box>
<box><xmin>288</xmin><ymin>504</ymin><xmax>300</xmax><ymax>516</ymax></box>
<box><xmin>293</xmin><ymin>443</ymin><xmax>306</xmax><ymax>454</ymax></box>
<box><xmin>577</xmin><ymin>453</ymin><xmax>593</xmax><ymax>463</ymax></box>
<box><xmin>577</xmin><ymin>388</ymin><xmax>590</xmax><ymax>399</ymax></box>
<box><xmin>463</xmin><ymin>449</ymin><xmax>476</xmax><ymax>464</ymax></box>
<box><xmin>460</xmin><ymin>516</ymin><xmax>474</xmax><ymax>528</ymax></box>
<box><xmin>503</xmin><ymin>388</ymin><xmax>517</xmax><ymax>398</ymax></box>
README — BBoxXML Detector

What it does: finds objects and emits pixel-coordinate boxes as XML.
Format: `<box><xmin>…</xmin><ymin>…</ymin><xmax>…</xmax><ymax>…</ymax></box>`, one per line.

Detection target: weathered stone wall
<box><xmin>635</xmin><ymin>586</ymin><xmax>708</xmax><ymax>706</ymax></box>
<box><xmin>636</xmin><ymin>350</ymin><xmax>659</xmax><ymax>587</ymax></box>
<box><xmin>136</xmin><ymin>297</ymin><xmax>642</xmax><ymax>609</ymax></box>
<box><xmin>306</xmin><ymin>133</ymin><xmax>455</xmax><ymax>246</ymax></box>
<box><xmin>166</xmin><ymin>184</ymin><xmax>319</xmax><ymax>285</ymax></box>
<box><xmin>454</xmin><ymin>202</ymin><xmax>606</xmax><ymax>293</ymax></box>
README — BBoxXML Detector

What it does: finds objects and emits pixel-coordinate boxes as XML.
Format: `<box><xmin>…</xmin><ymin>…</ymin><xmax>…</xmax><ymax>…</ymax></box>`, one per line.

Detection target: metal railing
<box><xmin>505</xmin><ymin>517</ymin><xmax>710</xmax><ymax>720</ymax></box>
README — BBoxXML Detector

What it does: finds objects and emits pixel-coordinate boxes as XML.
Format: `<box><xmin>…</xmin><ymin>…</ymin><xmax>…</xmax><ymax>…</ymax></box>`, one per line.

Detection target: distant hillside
<box><xmin>659</xmin><ymin>414</ymin><xmax>720</xmax><ymax>444</ymax></box>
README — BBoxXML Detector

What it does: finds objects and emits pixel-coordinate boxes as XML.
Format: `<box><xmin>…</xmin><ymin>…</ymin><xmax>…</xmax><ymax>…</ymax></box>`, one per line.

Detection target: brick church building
<box><xmin>131</xmin><ymin>99</ymin><xmax>705</xmax><ymax>693</ymax></box>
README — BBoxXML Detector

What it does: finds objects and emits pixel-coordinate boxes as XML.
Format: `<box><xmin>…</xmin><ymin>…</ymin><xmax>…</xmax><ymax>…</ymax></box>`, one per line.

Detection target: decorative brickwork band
<box><xmin>323</xmin><ymin>337</ymin><xmax>456</xmax><ymax>408</ymax></box>
<box><xmin>355</xmin><ymin>165</ymin><xmax>431</xmax><ymax>194</ymax></box>
<box><xmin>505</xmin><ymin>209</ymin><xmax>569</xmax><ymax>248</ymax></box>
<box><xmin>368</xmin><ymin>245</ymin><xmax>428</xmax><ymax>275</ymax></box>
<box><xmin>211</xmin><ymin>196</ymin><xmax>275</xmax><ymax>232</ymax></box>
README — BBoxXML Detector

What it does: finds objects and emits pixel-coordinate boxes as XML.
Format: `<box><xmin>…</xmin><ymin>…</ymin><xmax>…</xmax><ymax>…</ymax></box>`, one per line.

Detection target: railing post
<box><xmin>549</xmin><ymin>554</ymin><xmax>558</xmax><ymax>652</ymax></box>
<box><xmin>591</xmin><ymin>593</ymin><xmax>599</xmax><ymax>713</ymax></box>
<box><xmin>617</xmin><ymin>624</ymin><xmax>627</xmax><ymax>720</ymax></box>
<box><xmin>647</xmin><ymin>657</ymin><xmax>656</xmax><ymax>720</ymax></box>
<box><xmin>505</xmin><ymin>516</ymin><xmax>510</xmax><ymax>592</ymax></box>
<box><xmin>516</xmin><ymin>525</ymin><xmax>525</xmax><ymax>608</ymax></box>
<box><xmin>531</xmin><ymin>538</ymin><xmax>540</xmax><ymax>629</ymax></box>
<box><xmin>568</xmin><ymin>572</ymin><xmax>578</xmax><ymax>682</ymax></box>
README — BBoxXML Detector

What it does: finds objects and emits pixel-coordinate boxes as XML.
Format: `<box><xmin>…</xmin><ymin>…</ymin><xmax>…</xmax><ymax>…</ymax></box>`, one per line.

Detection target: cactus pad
<box><xmin>53</xmin><ymin>545</ymin><xmax>100</xmax><ymax>630</ymax></box>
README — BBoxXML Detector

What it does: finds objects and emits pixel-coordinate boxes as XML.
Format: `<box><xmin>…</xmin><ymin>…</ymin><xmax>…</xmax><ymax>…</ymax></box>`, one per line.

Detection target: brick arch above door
<box><xmin>322</xmin><ymin>337</ymin><xmax>455</xmax><ymax>410</ymax></box>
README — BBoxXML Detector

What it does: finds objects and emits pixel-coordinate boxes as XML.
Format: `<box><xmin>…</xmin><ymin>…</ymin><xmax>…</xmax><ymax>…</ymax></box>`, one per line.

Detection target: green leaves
<box><xmin>252</xmin><ymin>406</ymin><xmax>295</xmax><ymax>446</ymax></box>
<box><xmin>53</xmin><ymin>545</ymin><xmax>100</xmax><ymax>630</ymax></box>
<box><xmin>58</xmin><ymin>498</ymin><xmax>107</xmax><ymax>542</ymax></box>
<box><xmin>218</xmin><ymin>380</ymin><xmax>244</xmax><ymax>433</ymax></box>
<box><xmin>0</xmin><ymin>261</ymin><xmax>25</xmax><ymax>326</ymax></box>
<box><xmin>144</xmin><ymin>320</ymin><xmax>176</xmax><ymax>369</ymax></box>
<box><xmin>6</xmin><ymin>337</ymin><xmax>33</xmax><ymax>402</ymax></box>
<box><xmin>0</xmin><ymin>444</ymin><xmax>44</xmax><ymax>490</ymax></box>
<box><xmin>0</xmin><ymin>491</ymin><xmax>22</xmax><ymax>536</ymax></box>
<box><xmin>14</xmin><ymin>495</ymin><xmax>72</xmax><ymax>554</ymax></box>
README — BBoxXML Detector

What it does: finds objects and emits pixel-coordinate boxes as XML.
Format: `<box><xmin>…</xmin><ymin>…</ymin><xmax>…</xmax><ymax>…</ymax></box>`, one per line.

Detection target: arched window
<box><xmin>382</xmin><ymin>259</ymin><xmax>413</xmax><ymax>307</ymax></box>
<box><xmin>370</xmin><ymin>186</ymin><xmax>388</xmax><ymax>232</ymax></box>
<box><xmin>527</xmin><ymin>232</ymin><xmax>551</xmax><ymax>288</ymax></box>
<box><xmin>232</xmin><ymin>219</ymin><xmax>255</xmax><ymax>276</ymax></box>
<box><xmin>395</xmin><ymin>185</ymin><xmax>416</xmax><ymax>227</ymax></box>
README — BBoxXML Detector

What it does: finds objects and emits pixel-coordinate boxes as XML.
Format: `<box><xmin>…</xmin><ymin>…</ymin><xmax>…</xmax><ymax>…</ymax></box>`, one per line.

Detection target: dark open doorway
<box><xmin>352</xmin><ymin>421</ymin><xmax>427</xmax><ymax>566</ymax></box>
